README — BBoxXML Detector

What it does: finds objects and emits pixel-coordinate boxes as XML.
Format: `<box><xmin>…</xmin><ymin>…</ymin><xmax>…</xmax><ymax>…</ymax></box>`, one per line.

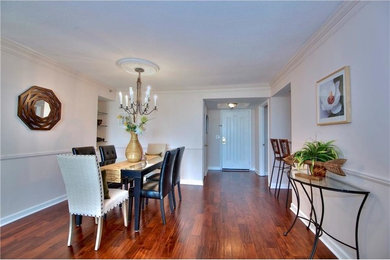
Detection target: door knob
<box><xmin>222</xmin><ymin>137</ymin><xmax>226</xmax><ymax>144</ymax></box>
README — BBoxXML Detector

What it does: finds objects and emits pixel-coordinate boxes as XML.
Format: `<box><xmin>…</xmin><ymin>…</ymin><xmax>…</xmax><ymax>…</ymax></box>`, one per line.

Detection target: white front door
<box><xmin>221</xmin><ymin>109</ymin><xmax>251</xmax><ymax>170</ymax></box>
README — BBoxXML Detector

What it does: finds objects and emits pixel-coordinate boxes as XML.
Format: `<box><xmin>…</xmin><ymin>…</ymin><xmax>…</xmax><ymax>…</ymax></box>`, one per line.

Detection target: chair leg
<box><xmin>160</xmin><ymin>199</ymin><xmax>166</xmax><ymax>225</ymax></box>
<box><xmin>94</xmin><ymin>217</ymin><xmax>103</xmax><ymax>251</ymax></box>
<box><xmin>145</xmin><ymin>198</ymin><xmax>149</xmax><ymax>205</ymax></box>
<box><xmin>269</xmin><ymin>158</ymin><xmax>276</xmax><ymax>189</ymax></box>
<box><xmin>274</xmin><ymin>160</ymin><xmax>282</xmax><ymax>192</ymax></box>
<box><xmin>172</xmin><ymin>185</ymin><xmax>177</xmax><ymax>209</ymax></box>
<box><xmin>277</xmin><ymin>162</ymin><xmax>285</xmax><ymax>199</ymax></box>
<box><xmin>75</xmin><ymin>215</ymin><xmax>82</xmax><ymax>226</ymax></box>
<box><xmin>141</xmin><ymin>197</ymin><xmax>145</xmax><ymax>210</ymax></box>
<box><xmin>168</xmin><ymin>192</ymin><xmax>174</xmax><ymax>213</ymax></box>
<box><xmin>122</xmin><ymin>200</ymin><xmax>128</xmax><ymax>227</ymax></box>
<box><xmin>177</xmin><ymin>182</ymin><xmax>182</xmax><ymax>201</ymax></box>
<box><xmin>67</xmin><ymin>214</ymin><xmax>74</xmax><ymax>246</ymax></box>
<box><xmin>128</xmin><ymin>195</ymin><xmax>133</xmax><ymax>224</ymax></box>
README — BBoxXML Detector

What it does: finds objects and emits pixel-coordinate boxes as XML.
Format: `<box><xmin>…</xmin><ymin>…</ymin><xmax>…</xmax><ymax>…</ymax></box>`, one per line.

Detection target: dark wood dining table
<box><xmin>100</xmin><ymin>156</ymin><xmax>163</xmax><ymax>231</ymax></box>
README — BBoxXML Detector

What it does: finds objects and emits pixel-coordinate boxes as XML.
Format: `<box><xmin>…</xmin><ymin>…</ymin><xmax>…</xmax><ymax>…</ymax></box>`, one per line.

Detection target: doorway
<box><xmin>221</xmin><ymin>109</ymin><xmax>251</xmax><ymax>170</ymax></box>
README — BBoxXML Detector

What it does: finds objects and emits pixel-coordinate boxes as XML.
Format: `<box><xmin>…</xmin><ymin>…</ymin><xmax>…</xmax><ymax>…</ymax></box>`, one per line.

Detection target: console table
<box><xmin>284</xmin><ymin>170</ymin><xmax>369</xmax><ymax>259</ymax></box>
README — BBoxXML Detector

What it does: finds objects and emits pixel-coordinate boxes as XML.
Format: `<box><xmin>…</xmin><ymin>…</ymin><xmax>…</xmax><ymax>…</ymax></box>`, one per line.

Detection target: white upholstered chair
<box><xmin>144</xmin><ymin>143</ymin><xmax>167</xmax><ymax>180</ymax></box>
<box><xmin>146</xmin><ymin>143</ymin><xmax>167</xmax><ymax>156</ymax></box>
<box><xmin>57</xmin><ymin>154</ymin><xmax>128</xmax><ymax>251</ymax></box>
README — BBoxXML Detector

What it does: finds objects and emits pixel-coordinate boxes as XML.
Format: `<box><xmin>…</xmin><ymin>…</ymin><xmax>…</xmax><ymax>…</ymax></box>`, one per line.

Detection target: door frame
<box><xmin>259</xmin><ymin>100</ymin><xmax>269</xmax><ymax>176</ymax></box>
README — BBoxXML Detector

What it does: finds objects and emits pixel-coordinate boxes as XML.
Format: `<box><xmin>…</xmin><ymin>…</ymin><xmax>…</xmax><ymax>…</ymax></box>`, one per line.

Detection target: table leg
<box><xmin>133</xmin><ymin>177</ymin><xmax>142</xmax><ymax>231</ymax></box>
<box><xmin>355</xmin><ymin>193</ymin><xmax>368</xmax><ymax>259</ymax></box>
<box><xmin>309</xmin><ymin>188</ymin><xmax>324</xmax><ymax>259</ymax></box>
<box><xmin>307</xmin><ymin>185</ymin><xmax>314</xmax><ymax>230</ymax></box>
<box><xmin>284</xmin><ymin>178</ymin><xmax>300</xmax><ymax>236</ymax></box>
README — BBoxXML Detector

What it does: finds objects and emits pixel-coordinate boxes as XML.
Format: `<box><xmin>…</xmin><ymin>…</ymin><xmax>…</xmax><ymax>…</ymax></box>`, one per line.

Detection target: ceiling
<box><xmin>205</xmin><ymin>98</ymin><xmax>267</xmax><ymax>110</ymax></box>
<box><xmin>1</xmin><ymin>1</ymin><xmax>341</xmax><ymax>92</ymax></box>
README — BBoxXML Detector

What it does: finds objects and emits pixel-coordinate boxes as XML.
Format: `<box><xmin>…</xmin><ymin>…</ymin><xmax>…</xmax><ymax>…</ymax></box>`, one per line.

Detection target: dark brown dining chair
<box><xmin>145</xmin><ymin>147</ymin><xmax>185</xmax><ymax>209</ymax></box>
<box><xmin>269</xmin><ymin>139</ymin><xmax>283</xmax><ymax>191</ymax></box>
<box><xmin>171</xmin><ymin>147</ymin><xmax>185</xmax><ymax>208</ymax></box>
<box><xmin>277</xmin><ymin>139</ymin><xmax>292</xmax><ymax>207</ymax></box>
<box><xmin>128</xmin><ymin>149</ymin><xmax>177</xmax><ymax>225</ymax></box>
<box><xmin>99</xmin><ymin>145</ymin><xmax>129</xmax><ymax>189</ymax></box>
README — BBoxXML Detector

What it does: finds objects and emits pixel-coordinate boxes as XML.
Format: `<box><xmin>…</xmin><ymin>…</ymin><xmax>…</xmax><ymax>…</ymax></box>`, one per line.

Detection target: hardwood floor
<box><xmin>0</xmin><ymin>171</ymin><xmax>336</xmax><ymax>258</ymax></box>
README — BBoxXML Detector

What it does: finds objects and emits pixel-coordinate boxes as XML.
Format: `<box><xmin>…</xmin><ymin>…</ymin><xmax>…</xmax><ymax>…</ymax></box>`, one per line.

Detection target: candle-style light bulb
<box><xmin>146</xmin><ymin>85</ymin><xmax>151</xmax><ymax>98</ymax></box>
<box><xmin>125</xmin><ymin>95</ymin><xmax>129</xmax><ymax>107</ymax></box>
<box><xmin>154</xmin><ymin>94</ymin><xmax>157</xmax><ymax>107</ymax></box>
<box><xmin>129</xmin><ymin>87</ymin><xmax>134</xmax><ymax>103</ymax></box>
<box><xmin>119</xmin><ymin>91</ymin><xmax>123</xmax><ymax>105</ymax></box>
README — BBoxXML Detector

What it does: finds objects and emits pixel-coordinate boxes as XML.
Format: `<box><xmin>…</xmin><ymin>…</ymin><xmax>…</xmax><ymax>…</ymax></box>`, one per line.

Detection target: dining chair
<box><xmin>149</xmin><ymin>147</ymin><xmax>185</xmax><ymax>209</ymax></box>
<box><xmin>128</xmin><ymin>149</ymin><xmax>177</xmax><ymax>225</ymax></box>
<box><xmin>277</xmin><ymin>139</ymin><xmax>292</xmax><ymax>207</ymax></box>
<box><xmin>72</xmin><ymin>146</ymin><xmax>96</xmax><ymax>156</ymax></box>
<box><xmin>269</xmin><ymin>139</ymin><xmax>283</xmax><ymax>190</ymax></box>
<box><xmin>71</xmin><ymin>146</ymin><xmax>97</xmax><ymax>226</ymax></box>
<box><xmin>146</xmin><ymin>143</ymin><xmax>167</xmax><ymax>156</ymax></box>
<box><xmin>99</xmin><ymin>145</ymin><xmax>130</xmax><ymax>189</ymax></box>
<box><xmin>145</xmin><ymin>143</ymin><xmax>167</xmax><ymax>181</ymax></box>
<box><xmin>57</xmin><ymin>154</ymin><xmax>128</xmax><ymax>251</ymax></box>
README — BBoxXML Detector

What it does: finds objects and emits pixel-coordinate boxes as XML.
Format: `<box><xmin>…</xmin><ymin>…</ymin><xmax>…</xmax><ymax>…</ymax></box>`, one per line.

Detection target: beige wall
<box><xmin>0</xmin><ymin>39</ymin><xmax>115</xmax><ymax>225</ymax></box>
<box><xmin>271</xmin><ymin>2</ymin><xmax>389</xmax><ymax>258</ymax></box>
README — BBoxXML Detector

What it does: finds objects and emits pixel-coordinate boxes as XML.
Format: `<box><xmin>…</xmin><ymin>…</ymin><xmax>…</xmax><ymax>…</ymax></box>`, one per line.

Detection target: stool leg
<box><xmin>274</xmin><ymin>159</ymin><xmax>282</xmax><ymax>193</ymax></box>
<box><xmin>269</xmin><ymin>158</ymin><xmax>276</xmax><ymax>189</ymax></box>
<box><xmin>277</xmin><ymin>162</ymin><xmax>285</xmax><ymax>199</ymax></box>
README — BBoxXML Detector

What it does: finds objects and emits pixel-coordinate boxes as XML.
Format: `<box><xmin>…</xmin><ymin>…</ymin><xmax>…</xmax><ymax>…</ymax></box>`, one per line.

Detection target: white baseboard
<box><xmin>290</xmin><ymin>203</ymin><xmax>351</xmax><ymax>259</ymax></box>
<box><xmin>0</xmin><ymin>195</ymin><xmax>67</xmax><ymax>227</ymax></box>
<box><xmin>269</xmin><ymin>183</ymin><xmax>290</xmax><ymax>189</ymax></box>
<box><xmin>180</xmin><ymin>179</ymin><xmax>203</xmax><ymax>186</ymax></box>
<box><xmin>207</xmin><ymin>167</ymin><xmax>221</xmax><ymax>171</ymax></box>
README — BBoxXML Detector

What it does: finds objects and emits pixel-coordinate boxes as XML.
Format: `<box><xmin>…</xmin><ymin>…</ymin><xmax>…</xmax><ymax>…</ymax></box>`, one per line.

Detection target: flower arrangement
<box><xmin>117</xmin><ymin>115</ymin><xmax>148</xmax><ymax>135</ymax></box>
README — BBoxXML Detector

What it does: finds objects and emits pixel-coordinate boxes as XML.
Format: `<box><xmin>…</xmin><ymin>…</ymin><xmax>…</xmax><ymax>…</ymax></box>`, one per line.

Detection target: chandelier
<box><xmin>117</xmin><ymin>58</ymin><xmax>159</xmax><ymax>122</ymax></box>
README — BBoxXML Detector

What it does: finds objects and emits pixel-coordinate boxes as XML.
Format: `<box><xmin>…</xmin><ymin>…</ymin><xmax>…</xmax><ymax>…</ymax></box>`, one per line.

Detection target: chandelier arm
<box><xmin>143</xmin><ymin>107</ymin><xmax>157</xmax><ymax>115</ymax></box>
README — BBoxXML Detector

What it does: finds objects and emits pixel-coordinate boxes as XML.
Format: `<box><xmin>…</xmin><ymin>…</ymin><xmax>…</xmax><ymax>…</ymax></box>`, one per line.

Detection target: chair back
<box><xmin>72</xmin><ymin>146</ymin><xmax>96</xmax><ymax>155</ymax></box>
<box><xmin>270</xmin><ymin>138</ymin><xmax>281</xmax><ymax>157</ymax></box>
<box><xmin>279</xmin><ymin>139</ymin><xmax>291</xmax><ymax>158</ymax></box>
<box><xmin>172</xmin><ymin>147</ymin><xmax>185</xmax><ymax>185</ymax></box>
<box><xmin>99</xmin><ymin>145</ymin><xmax>117</xmax><ymax>166</ymax></box>
<box><xmin>159</xmin><ymin>149</ymin><xmax>177</xmax><ymax>198</ymax></box>
<box><xmin>146</xmin><ymin>143</ymin><xmax>167</xmax><ymax>157</ymax></box>
<box><xmin>57</xmin><ymin>155</ymin><xmax>104</xmax><ymax>217</ymax></box>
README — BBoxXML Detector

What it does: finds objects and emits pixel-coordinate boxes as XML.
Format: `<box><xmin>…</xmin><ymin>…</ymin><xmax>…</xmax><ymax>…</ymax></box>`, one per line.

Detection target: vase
<box><xmin>125</xmin><ymin>132</ymin><xmax>143</xmax><ymax>162</ymax></box>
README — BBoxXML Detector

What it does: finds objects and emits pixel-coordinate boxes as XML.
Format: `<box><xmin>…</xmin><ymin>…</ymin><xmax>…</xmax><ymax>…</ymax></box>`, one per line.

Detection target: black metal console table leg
<box><xmin>307</xmin><ymin>185</ymin><xmax>314</xmax><ymax>230</ymax></box>
<box><xmin>310</xmin><ymin>188</ymin><xmax>325</xmax><ymax>259</ymax></box>
<box><xmin>284</xmin><ymin>178</ymin><xmax>300</xmax><ymax>236</ymax></box>
<box><xmin>355</xmin><ymin>193</ymin><xmax>369</xmax><ymax>259</ymax></box>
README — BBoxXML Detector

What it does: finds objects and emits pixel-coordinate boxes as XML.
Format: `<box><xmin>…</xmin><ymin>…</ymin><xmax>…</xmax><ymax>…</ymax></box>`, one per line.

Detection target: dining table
<box><xmin>101</xmin><ymin>155</ymin><xmax>163</xmax><ymax>231</ymax></box>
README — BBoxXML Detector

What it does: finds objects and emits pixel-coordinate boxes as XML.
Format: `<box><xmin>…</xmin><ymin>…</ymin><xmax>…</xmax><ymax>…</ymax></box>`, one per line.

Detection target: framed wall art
<box><xmin>316</xmin><ymin>66</ymin><xmax>351</xmax><ymax>125</ymax></box>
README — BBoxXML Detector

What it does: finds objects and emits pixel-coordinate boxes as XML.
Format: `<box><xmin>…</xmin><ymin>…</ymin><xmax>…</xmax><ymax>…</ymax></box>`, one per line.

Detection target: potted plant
<box><xmin>293</xmin><ymin>140</ymin><xmax>345</xmax><ymax>177</ymax></box>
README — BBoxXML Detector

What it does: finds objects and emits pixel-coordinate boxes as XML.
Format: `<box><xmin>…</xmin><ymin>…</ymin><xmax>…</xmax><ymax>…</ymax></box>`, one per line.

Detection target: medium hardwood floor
<box><xmin>0</xmin><ymin>171</ymin><xmax>335</xmax><ymax>259</ymax></box>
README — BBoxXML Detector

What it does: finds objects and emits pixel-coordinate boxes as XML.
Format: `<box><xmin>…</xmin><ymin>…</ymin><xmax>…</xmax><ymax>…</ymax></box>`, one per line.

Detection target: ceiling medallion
<box><xmin>116</xmin><ymin>58</ymin><xmax>159</xmax><ymax>76</ymax></box>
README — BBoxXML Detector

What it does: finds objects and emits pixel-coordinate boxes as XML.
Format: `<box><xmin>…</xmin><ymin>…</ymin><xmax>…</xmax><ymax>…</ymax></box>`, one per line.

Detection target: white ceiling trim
<box><xmin>1</xmin><ymin>38</ymin><xmax>114</xmax><ymax>91</ymax></box>
<box><xmin>154</xmin><ymin>82</ymin><xmax>270</xmax><ymax>94</ymax></box>
<box><xmin>270</xmin><ymin>1</ymin><xmax>367</xmax><ymax>93</ymax></box>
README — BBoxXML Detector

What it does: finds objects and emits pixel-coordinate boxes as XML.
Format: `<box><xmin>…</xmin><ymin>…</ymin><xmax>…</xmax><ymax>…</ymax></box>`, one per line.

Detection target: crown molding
<box><xmin>270</xmin><ymin>1</ymin><xmax>368</xmax><ymax>90</ymax></box>
<box><xmin>154</xmin><ymin>83</ymin><xmax>270</xmax><ymax>95</ymax></box>
<box><xmin>1</xmin><ymin>37</ymin><xmax>114</xmax><ymax>90</ymax></box>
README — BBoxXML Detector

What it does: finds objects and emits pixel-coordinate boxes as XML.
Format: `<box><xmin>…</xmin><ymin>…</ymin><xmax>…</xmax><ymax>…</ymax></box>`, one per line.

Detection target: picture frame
<box><xmin>316</xmin><ymin>66</ymin><xmax>351</xmax><ymax>125</ymax></box>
